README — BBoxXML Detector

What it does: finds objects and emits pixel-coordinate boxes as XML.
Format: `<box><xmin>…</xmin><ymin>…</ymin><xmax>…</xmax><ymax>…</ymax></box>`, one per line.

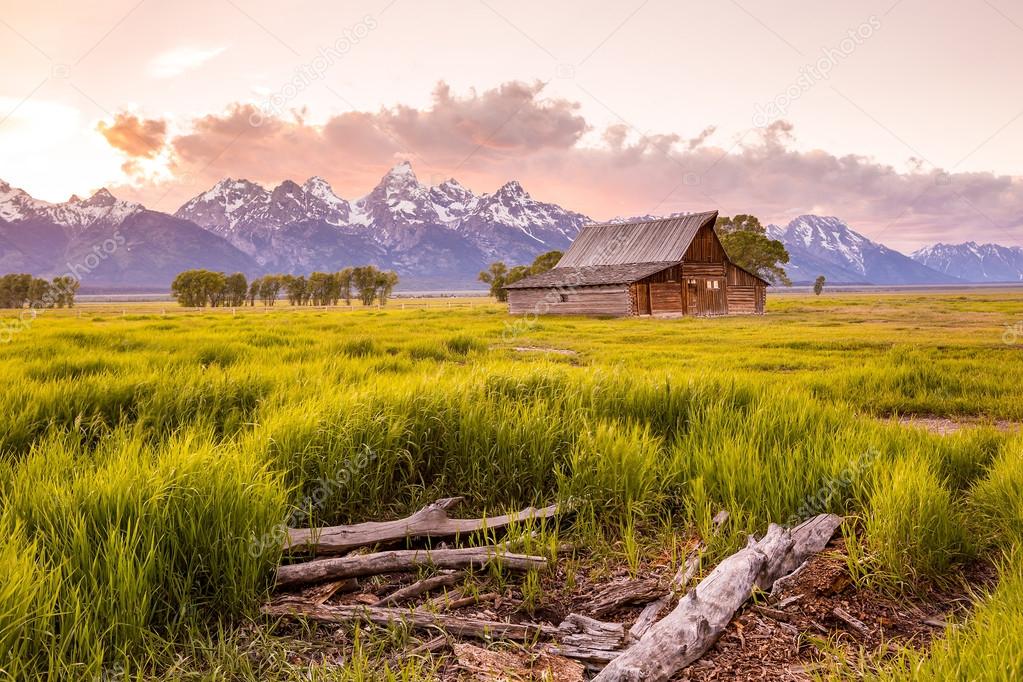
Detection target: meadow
<box><xmin>0</xmin><ymin>290</ymin><xmax>1021</xmax><ymax>680</ymax></box>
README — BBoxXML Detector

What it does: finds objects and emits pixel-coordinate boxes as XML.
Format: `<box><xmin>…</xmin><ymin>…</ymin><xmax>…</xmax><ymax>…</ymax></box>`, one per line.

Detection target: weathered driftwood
<box><xmin>372</xmin><ymin>571</ymin><xmax>465</xmax><ymax>607</ymax></box>
<box><xmin>286</xmin><ymin>496</ymin><xmax>560</xmax><ymax>554</ymax></box>
<box><xmin>626</xmin><ymin>510</ymin><xmax>728</xmax><ymax>643</ymax></box>
<box><xmin>263</xmin><ymin>601</ymin><xmax>557</xmax><ymax>642</ymax></box>
<box><xmin>276</xmin><ymin>545</ymin><xmax>547</xmax><ymax>590</ymax></box>
<box><xmin>627</xmin><ymin>596</ymin><xmax>669</xmax><ymax>643</ymax></box>
<box><xmin>590</xmin><ymin>579</ymin><xmax>665</xmax><ymax>617</ymax></box>
<box><xmin>593</xmin><ymin>514</ymin><xmax>843</xmax><ymax>682</ymax></box>
<box><xmin>558</xmin><ymin>614</ymin><xmax>626</xmax><ymax>651</ymax></box>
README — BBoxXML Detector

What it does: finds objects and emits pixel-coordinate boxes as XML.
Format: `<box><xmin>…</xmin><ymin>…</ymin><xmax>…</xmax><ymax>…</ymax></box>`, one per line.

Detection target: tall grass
<box><xmin>0</xmin><ymin>292</ymin><xmax>1020</xmax><ymax>677</ymax></box>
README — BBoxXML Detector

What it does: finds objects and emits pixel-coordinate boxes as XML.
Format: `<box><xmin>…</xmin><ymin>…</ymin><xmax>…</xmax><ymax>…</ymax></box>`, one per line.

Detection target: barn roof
<box><xmin>504</xmin><ymin>262</ymin><xmax>675</xmax><ymax>290</ymax></box>
<box><xmin>555</xmin><ymin>212</ymin><xmax>719</xmax><ymax>268</ymax></box>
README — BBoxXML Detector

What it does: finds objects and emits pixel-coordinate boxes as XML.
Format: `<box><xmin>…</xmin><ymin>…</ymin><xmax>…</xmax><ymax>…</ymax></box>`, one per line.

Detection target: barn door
<box><xmin>688</xmin><ymin>278</ymin><xmax>727</xmax><ymax>315</ymax></box>
<box><xmin>636</xmin><ymin>284</ymin><xmax>651</xmax><ymax>315</ymax></box>
<box><xmin>685</xmin><ymin>279</ymin><xmax>698</xmax><ymax>315</ymax></box>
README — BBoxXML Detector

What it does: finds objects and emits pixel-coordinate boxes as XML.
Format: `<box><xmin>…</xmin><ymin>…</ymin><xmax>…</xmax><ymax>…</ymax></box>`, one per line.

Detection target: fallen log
<box><xmin>286</xmin><ymin>497</ymin><xmax>561</xmax><ymax>554</ymax></box>
<box><xmin>593</xmin><ymin>514</ymin><xmax>843</xmax><ymax>682</ymax></box>
<box><xmin>590</xmin><ymin>579</ymin><xmax>665</xmax><ymax>617</ymax></box>
<box><xmin>372</xmin><ymin>571</ymin><xmax>465</xmax><ymax>607</ymax></box>
<box><xmin>276</xmin><ymin>545</ymin><xmax>547</xmax><ymax>590</ymax></box>
<box><xmin>262</xmin><ymin>601</ymin><xmax>558</xmax><ymax>642</ymax></box>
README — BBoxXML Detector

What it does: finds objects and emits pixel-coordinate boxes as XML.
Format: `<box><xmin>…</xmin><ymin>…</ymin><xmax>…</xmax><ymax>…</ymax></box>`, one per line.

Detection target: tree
<box><xmin>224</xmin><ymin>272</ymin><xmax>248</xmax><ymax>307</ymax></box>
<box><xmin>715</xmin><ymin>214</ymin><xmax>791</xmax><ymax>285</ymax></box>
<box><xmin>478</xmin><ymin>261</ymin><xmax>509</xmax><ymax>302</ymax></box>
<box><xmin>50</xmin><ymin>276</ymin><xmax>80</xmax><ymax>308</ymax></box>
<box><xmin>258</xmin><ymin>275</ymin><xmax>283</xmax><ymax>306</ymax></box>
<box><xmin>338</xmin><ymin>268</ymin><xmax>353</xmax><ymax>305</ymax></box>
<box><xmin>282</xmin><ymin>275</ymin><xmax>308</xmax><ymax>306</ymax></box>
<box><xmin>0</xmin><ymin>274</ymin><xmax>33</xmax><ymax>308</ymax></box>
<box><xmin>247</xmin><ymin>279</ymin><xmax>260</xmax><ymax>306</ymax></box>
<box><xmin>813</xmin><ymin>275</ymin><xmax>826</xmax><ymax>296</ymax></box>
<box><xmin>375</xmin><ymin>270</ymin><xmax>399</xmax><ymax>305</ymax></box>
<box><xmin>529</xmin><ymin>250</ymin><xmax>562</xmax><ymax>274</ymax></box>
<box><xmin>351</xmin><ymin>266</ymin><xmax>381</xmax><ymax>305</ymax></box>
<box><xmin>171</xmin><ymin>270</ymin><xmax>204</xmax><ymax>307</ymax></box>
<box><xmin>26</xmin><ymin>278</ymin><xmax>53</xmax><ymax>308</ymax></box>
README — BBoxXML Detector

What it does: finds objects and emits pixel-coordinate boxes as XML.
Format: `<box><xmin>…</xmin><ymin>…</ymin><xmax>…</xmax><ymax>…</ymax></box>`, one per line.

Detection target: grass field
<box><xmin>1</xmin><ymin>291</ymin><xmax>1022</xmax><ymax>680</ymax></box>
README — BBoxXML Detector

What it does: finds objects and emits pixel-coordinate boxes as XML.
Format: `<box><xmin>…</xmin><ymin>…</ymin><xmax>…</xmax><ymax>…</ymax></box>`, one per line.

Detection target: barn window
<box><xmin>559</xmin><ymin>293</ymin><xmax>568</xmax><ymax>302</ymax></box>
<box><xmin>712</xmin><ymin>280</ymin><xmax>720</xmax><ymax>290</ymax></box>
<box><xmin>706</xmin><ymin>280</ymin><xmax>713</xmax><ymax>289</ymax></box>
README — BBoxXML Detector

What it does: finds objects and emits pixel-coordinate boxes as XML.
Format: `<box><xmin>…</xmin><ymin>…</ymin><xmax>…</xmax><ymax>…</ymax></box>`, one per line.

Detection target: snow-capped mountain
<box><xmin>457</xmin><ymin>180</ymin><xmax>589</xmax><ymax>263</ymax></box>
<box><xmin>173</xmin><ymin>161</ymin><xmax>589</xmax><ymax>285</ymax></box>
<box><xmin>767</xmin><ymin>215</ymin><xmax>961</xmax><ymax>284</ymax></box>
<box><xmin>0</xmin><ymin>180</ymin><xmax>251</xmax><ymax>285</ymax></box>
<box><xmin>910</xmin><ymin>242</ymin><xmax>1023</xmax><ymax>282</ymax></box>
<box><xmin>0</xmin><ymin>180</ymin><xmax>141</xmax><ymax>232</ymax></box>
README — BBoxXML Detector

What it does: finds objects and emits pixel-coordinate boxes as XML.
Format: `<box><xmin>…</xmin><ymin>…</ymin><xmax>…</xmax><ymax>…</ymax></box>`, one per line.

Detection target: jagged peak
<box><xmin>497</xmin><ymin>180</ymin><xmax>527</xmax><ymax>196</ymax></box>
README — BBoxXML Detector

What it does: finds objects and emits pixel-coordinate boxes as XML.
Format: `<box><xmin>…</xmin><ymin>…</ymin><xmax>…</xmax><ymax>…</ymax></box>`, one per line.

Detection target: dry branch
<box><xmin>286</xmin><ymin>497</ymin><xmax>560</xmax><ymax>554</ymax></box>
<box><xmin>276</xmin><ymin>545</ymin><xmax>547</xmax><ymax>590</ymax></box>
<box><xmin>833</xmin><ymin>606</ymin><xmax>870</xmax><ymax>637</ymax></box>
<box><xmin>263</xmin><ymin>601</ymin><xmax>557</xmax><ymax>642</ymax></box>
<box><xmin>372</xmin><ymin>571</ymin><xmax>465</xmax><ymax>607</ymax></box>
<box><xmin>593</xmin><ymin>514</ymin><xmax>843</xmax><ymax>682</ymax></box>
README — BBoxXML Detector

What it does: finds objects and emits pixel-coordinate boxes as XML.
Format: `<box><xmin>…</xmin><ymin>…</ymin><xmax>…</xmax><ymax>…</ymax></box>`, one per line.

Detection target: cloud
<box><xmin>105</xmin><ymin>80</ymin><xmax>1023</xmax><ymax>248</ymax></box>
<box><xmin>148</xmin><ymin>46</ymin><xmax>227</xmax><ymax>78</ymax></box>
<box><xmin>97</xmin><ymin>113</ymin><xmax>167</xmax><ymax>158</ymax></box>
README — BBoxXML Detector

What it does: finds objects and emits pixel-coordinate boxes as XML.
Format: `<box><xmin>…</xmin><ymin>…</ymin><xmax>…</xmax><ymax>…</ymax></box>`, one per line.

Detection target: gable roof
<box><xmin>555</xmin><ymin>211</ymin><xmax>719</xmax><ymax>268</ymax></box>
<box><xmin>504</xmin><ymin>262</ymin><xmax>675</xmax><ymax>290</ymax></box>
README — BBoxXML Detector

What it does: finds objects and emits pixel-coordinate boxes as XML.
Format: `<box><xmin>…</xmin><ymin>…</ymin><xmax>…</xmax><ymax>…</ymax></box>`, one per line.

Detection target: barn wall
<box><xmin>649</xmin><ymin>282</ymin><xmax>683</xmax><ymax>314</ymax></box>
<box><xmin>682</xmin><ymin>224</ymin><xmax>728</xmax><ymax>262</ymax></box>
<box><xmin>725</xmin><ymin>286</ymin><xmax>758</xmax><ymax>314</ymax></box>
<box><xmin>725</xmin><ymin>263</ymin><xmax>767</xmax><ymax>315</ymax></box>
<box><xmin>507</xmin><ymin>285</ymin><xmax>633</xmax><ymax>316</ymax></box>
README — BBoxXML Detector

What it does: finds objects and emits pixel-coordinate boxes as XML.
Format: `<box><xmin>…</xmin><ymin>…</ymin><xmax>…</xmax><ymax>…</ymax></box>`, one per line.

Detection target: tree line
<box><xmin>0</xmin><ymin>274</ymin><xmax>80</xmax><ymax>309</ymax></box>
<box><xmin>171</xmin><ymin>266</ymin><xmax>400</xmax><ymax>308</ymax></box>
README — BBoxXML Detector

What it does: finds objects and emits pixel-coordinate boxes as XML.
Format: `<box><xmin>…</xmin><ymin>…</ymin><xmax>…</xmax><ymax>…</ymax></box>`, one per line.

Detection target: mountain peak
<box><xmin>385</xmin><ymin>160</ymin><xmax>417</xmax><ymax>179</ymax></box>
<box><xmin>497</xmin><ymin>180</ymin><xmax>527</xmax><ymax>196</ymax></box>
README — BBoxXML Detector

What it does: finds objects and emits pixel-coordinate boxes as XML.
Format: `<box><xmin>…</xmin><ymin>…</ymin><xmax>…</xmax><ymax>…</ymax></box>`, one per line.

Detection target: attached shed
<box><xmin>504</xmin><ymin>212</ymin><xmax>769</xmax><ymax>317</ymax></box>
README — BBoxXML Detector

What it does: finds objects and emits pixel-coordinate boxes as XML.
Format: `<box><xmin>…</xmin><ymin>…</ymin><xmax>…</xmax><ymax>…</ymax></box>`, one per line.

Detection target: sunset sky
<box><xmin>2</xmin><ymin>0</ymin><xmax>1022</xmax><ymax>250</ymax></box>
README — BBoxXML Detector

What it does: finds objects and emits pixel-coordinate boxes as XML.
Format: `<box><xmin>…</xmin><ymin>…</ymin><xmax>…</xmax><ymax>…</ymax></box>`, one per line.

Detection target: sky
<box><xmin>1</xmin><ymin>0</ymin><xmax>1022</xmax><ymax>250</ymax></box>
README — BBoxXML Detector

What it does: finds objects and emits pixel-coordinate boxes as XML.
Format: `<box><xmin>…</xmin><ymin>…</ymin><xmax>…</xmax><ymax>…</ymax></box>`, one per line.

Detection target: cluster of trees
<box><xmin>813</xmin><ymin>275</ymin><xmax>826</xmax><ymax>295</ymax></box>
<box><xmin>715</xmin><ymin>214</ymin><xmax>791</xmax><ymax>285</ymax></box>
<box><xmin>171</xmin><ymin>266</ymin><xmax>400</xmax><ymax>308</ymax></box>
<box><xmin>478</xmin><ymin>250</ymin><xmax>562</xmax><ymax>302</ymax></box>
<box><xmin>0</xmin><ymin>274</ymin><xmax>79</xmax><ymax>309</ymax></box>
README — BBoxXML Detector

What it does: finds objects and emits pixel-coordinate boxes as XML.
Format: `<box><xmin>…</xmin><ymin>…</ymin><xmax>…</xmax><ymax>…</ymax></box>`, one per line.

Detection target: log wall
<box><xmin>507</xmin><ymin>285</ymin><xmax>633</xmax><ymax>316</ymax></box>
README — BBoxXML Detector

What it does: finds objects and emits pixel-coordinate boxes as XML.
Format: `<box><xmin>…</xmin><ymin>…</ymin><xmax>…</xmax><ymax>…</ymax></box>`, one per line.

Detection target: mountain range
<box><xmin>1</xmin><ymin>164</ymin><xmax>1020</xmax><ymax>289</ymax></box>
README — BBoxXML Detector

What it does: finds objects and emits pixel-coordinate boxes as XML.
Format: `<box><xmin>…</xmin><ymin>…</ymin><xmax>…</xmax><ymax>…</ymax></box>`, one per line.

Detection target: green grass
<box><xmin>0</xmin><ymin>291</ymin><xmax>1021</xmax><ymax>678</ymax></box>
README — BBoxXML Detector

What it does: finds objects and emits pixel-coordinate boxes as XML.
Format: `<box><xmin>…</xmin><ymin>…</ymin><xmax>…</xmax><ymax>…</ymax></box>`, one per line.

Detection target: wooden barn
<box><xmin>504</xmin><ymin>211</ymin><xmax>769</xmax><ymax>317</ymax></box>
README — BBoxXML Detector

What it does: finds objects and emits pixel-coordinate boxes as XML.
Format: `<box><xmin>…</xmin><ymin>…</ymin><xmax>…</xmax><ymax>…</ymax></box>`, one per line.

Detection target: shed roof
<box><xmin>555</xmin><ymin>212</ymin><xmax>719</xmax><ymax>268</ymax></box>
<box><xmin>504</xmin><ymin>262</ymin><xmax>675</xmax><ymax>289</ymax></box>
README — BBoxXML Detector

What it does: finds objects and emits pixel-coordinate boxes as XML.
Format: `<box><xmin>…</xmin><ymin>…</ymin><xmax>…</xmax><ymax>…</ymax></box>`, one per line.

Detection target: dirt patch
<box><xmin>896</xmin><ymin>415</ymin><xmax>1020</xmax><ymax>435</ymax></box>
<box><xmin>677</xmin><ymin>540</ymin><xmax>993</xmax><ymax>681</ymax></box>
